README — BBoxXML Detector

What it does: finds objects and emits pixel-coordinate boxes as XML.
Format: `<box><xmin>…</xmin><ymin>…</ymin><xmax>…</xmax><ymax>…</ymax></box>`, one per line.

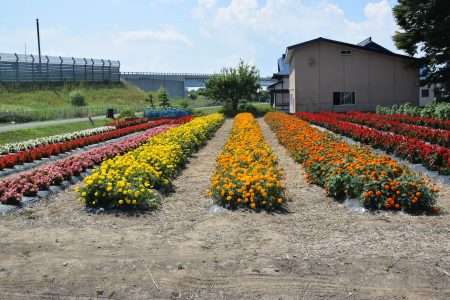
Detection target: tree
<box><xmin>188</xmin><ymin>90</ymin><xmax>198</xmax><ymax>100</ymax></box>
<box><xmin>146</xmin><ymin>93</ymin><xmax>154</xmax><ymax>108</ymax></box>
<box><xmin>393</xmin><ymin>0</ymin><xmax>450</xmax><ymax>100</ymax></box>
<box><xmin>204</xmin><ymin>60</ymin><xmax>260</xmax><ymax>111</ymax></box>
<box><xmin>157</xmin><ymin>87</ymin><xmax>170</xmax><ymax>108</ymax></box>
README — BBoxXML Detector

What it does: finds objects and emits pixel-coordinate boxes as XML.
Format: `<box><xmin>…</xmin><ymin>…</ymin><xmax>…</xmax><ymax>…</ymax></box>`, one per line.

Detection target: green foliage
<box><xmin>392</xmin><ymin>0</ymin><xmax>450</xmax><ymax>97</ymax></box>
<box><xmin>204</xmin><ymin>60</ymin><xmax>260</xmax><ymax>111</ymax></box>
<box><xmin>376</xmin><ymin>101</ymin><xmax>450</xmax><ymax>120</ymax></box>
<box><xmin>69</xmin><ymin>90</ymin><xmax>86</xmax><ymax>106</ymax></box>
<box><xmin>157</xmin><ymin>87</ymin><xmax>170</xmax><ymax>108</ymax></box>
<box><xmin>146</xmin><ymin>93</ymin><xmax>155</xmax><ymax>107</ymax></box>
<box><xmin>220</xmin><ymin>102</ymin><xmax>275</xmax><ymax>117</ymax></box>
<box><xmin>0</xmin><ymin>118</ymin><xmax>110</xmax><ymax>144</ymax></box>
<box><xmin>188</xmin><ymin>90</ymin><xmax>198</xmax><ymax>100</ymax></box>
<box><xmin>118</xmin><ymin>109</ymin><xmax>137</xmax><ymax>118</ymax></box>
<box><xmin>179</xmin><ymin>100</ymin><xmax>190</xmax><ymax>108</ymax></box>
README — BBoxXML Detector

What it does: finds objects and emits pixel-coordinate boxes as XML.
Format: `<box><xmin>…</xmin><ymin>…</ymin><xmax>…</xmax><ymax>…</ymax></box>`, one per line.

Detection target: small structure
<box><xmin>419</xmin><ymin>68</ymin><xmax>435</xmax><ymax>106</ymax></box>
<box><xmin>268</xmin><ymin>54</ymin><xmax>290</xmax><ymax>112</ymax></box>
<box><xmin>284</xmin><ymin>37</ymin><xmax>419</xmax><ymax>113</ymax></box>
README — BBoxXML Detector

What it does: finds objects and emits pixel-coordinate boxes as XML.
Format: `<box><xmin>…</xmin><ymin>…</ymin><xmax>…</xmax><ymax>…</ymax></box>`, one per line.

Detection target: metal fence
<box><xmin>0</xmin><ymin>53</ymin><xmax>120</xmax><ymax>82</ymax></box>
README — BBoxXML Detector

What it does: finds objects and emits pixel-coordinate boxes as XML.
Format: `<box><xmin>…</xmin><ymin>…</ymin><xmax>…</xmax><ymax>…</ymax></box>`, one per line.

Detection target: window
<box><xmin>421</xmin><ymin>89</ymin><xmax>430</xmax><ymax>98</ymax></box>
<box><xmin>341</xmin><ymin>50</ymin><xmax>352</xmax><ymax>55</ymax></box>
<box><xmin>333</xmin><ymin>92</ymin><xmax>355</xmax><ymax>105</ymax></box>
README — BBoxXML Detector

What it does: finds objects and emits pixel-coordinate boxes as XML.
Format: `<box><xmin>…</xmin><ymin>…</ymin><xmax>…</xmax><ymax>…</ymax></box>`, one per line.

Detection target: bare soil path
<box><xmin>0</xmin><ymin>117</ymin><xmax>449</xmax><ymax>299</ymax></box>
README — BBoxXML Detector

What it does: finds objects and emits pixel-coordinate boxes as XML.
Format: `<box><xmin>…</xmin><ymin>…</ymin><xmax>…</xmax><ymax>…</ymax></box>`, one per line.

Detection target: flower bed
<box><xmin>296</xmin><ymin>112</ymin><xmax>450</xmax><ymax>175</ymax></box>
<box><xmin>387</xmin><ymin>113</ymin><xmax>450</xmax><ymax>130</ymax></box>
<box><xmin>0</xmin><ymin>126</ymin><xmax>116</xmax><ymax>155</ymax></box>
<box><xmin>78</xmin><ymin>114</ymin><xmax>224</xmax><ymax>210</ymax></box>
<box><xmin>144</xmin><ymin>108</ymin><xmax>191</xmax><ymax>118</ymax></box>
<box><xmin>208</xmin><ymin>113</ymin><xmax>286</xmax><ymax>210</ymax></box>
<box><xmin>265</xmin><ymin>112</ymin><xmax>439</xmax><ymax>213</ymax></box>
<box><xmin>0</xmin><ymin>125</ymin><xmax>178</xmax><ymax>205</ymax></box>
<box><xmin>105</xmin><ymin>117</ymin><xmax>149</xmax><ymax>128</ymax></box>
<box><xmin>318</xmin><ymin>111</ymin><xmax>450</xmax><ymax>147</ymax></box>
<box><xmin>0</xmin><ymin>119</ymin><xmax>174</xmax><ymax>171</ymax></box>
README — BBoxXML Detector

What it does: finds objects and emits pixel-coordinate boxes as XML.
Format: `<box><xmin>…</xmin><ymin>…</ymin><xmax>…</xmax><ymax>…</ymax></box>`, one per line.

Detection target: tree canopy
<box><xmin>393</xmin><ymin>0</ymin><xmax>450</xmax><ymax>98</ymax></box>
<box><xmin>204</xmin><ymin>60</ymin><xmax>260</xmax><ymax>111</ymax></box>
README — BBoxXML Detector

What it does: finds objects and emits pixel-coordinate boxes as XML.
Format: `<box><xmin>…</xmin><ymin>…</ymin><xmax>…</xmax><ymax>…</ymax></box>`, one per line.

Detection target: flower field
<box><xmin>387</xmin><ymin>113</ymin><xmax>450</xmax><ymax>130</ymax></box>
<box><xmin>78</xmin><ymin>114</ymin><xmax>224</xmax><ymax>209</ymax></box>
<box><xmin>104</xmin><ymin>117</ymin><xmax>149</xmax><ymax>128</ymax></box>
<box><xmin>0</xmin><ymin>119</ymin><xmax>174</xmax><ymax>171</ymax></box>
<box><xmin>296</xmin><ymin>112</ymin><xmax>450</xmax><ymax>175</ymax></box>
<box><xmin>209</xmin><ymin>113</ymin><xmax>286</xmax><ymax>210</ymax></box>
<box><xmin>319</xmin><ymin>111</ymin><xmax>450</xmax><ymax>147</ymax></box>
<box><xmin>0</xmin><ymin>126</ymin><xmax>116</xmax><ymax>155</ymax></box>
<box><xmin>265</xmin><ymin>112</ymin><xmax>439</xmax><ymax>213</ymax></box>
<box><xmin>0</xmin><ymin>125</ymin><xmax>174</xmax><ymax>205</ymax></box>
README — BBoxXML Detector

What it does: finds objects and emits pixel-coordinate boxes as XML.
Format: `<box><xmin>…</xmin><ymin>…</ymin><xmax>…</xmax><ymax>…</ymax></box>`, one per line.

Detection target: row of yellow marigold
<box><xmin>264</xmin><ymin>112</ymin><xmax>439</xmax><ymax>213</ymax></box>
<box><xmin>208</xmin><ymin>113</ymin><xmax>287</xmax><ymax>210</ymax></box>
<box><xmin>77</xmin><ymin>114</ymin><xmax>224</xmax><ymax>209</ymax></box>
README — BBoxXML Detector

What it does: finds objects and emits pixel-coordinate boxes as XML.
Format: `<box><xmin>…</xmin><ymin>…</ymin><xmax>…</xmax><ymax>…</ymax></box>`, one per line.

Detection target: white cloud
<box><xmin>0</xmin><ymin>25</ymin><xmax>195</xmax><ymax>72</ymax></box>
<box><xmin>191</xmin><ymin>0</ymin><xmax>401</xmax><ymax>74</ymax></box>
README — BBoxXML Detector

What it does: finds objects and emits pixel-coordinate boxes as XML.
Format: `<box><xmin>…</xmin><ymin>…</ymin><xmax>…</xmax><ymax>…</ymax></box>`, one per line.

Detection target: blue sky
<box><xmin>0</xmin><ymin>0</ymin><xmax>401</xmax><ymax>76</ymax></box>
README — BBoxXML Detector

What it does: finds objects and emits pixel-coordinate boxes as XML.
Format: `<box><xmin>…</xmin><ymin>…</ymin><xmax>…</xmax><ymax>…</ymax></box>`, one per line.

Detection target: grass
<box><xmin>0</xmin><ymin>81</ymin><xmax>148</xmax><ymax>123</ymax></box>
<box><xmin>0</xmin><ymin>81</ymin><xmax>146</xmax><ymax>110</ymax></box>
<box><xmin>193</xmin><ymin>106</ymin><xmax>222</xmax><ymax>115</ymax></box>
<box><xmin>0</xmin><ymin>118</ymin><xmax>111</xmax><ymax>144</ymax></box>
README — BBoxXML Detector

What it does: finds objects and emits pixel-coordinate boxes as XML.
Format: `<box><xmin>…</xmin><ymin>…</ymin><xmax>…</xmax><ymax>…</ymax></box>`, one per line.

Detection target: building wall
<box><xmin>290</xmin><ymin>41</ymin><xmax>419</xmax><ymax>112</ymax></box>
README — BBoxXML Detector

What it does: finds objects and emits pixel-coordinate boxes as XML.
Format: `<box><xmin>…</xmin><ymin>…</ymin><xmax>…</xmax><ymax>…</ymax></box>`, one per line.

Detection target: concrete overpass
<box><xmin>121</xmin><ymin>72</ymin><xmax>276</xmax><ymax>98</ymax></box>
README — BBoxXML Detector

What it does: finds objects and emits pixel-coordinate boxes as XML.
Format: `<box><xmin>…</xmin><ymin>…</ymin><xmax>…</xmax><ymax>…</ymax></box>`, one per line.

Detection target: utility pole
<box><xmin>36</xmin><ymin>18</ymin><xmax>41</xmax><ymax>64</ymax></box>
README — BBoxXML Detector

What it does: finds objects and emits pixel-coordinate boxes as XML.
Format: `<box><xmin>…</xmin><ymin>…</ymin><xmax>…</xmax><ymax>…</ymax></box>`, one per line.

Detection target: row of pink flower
<box><xmin>0</xmin><ymin>116</ymin><xmax>193</xmax><ymax>205</ymax></box>
<box><xmin>0</xmin><ymin>119</ymin><xmax>173</xmax><ymax>171</ymax></box>
<box><xmin>320</xmin><ymin>111</ymin><xmax>450</xmax><ymax>147</ymax></box>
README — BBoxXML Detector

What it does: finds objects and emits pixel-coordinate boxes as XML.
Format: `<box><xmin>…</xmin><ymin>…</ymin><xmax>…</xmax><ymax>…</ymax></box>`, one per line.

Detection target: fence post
<box><xmin>84</xmin><ymin>58</ymin><xmax>87</xmax><ymax>81</ymax></box>
<box><xmin>31</xmin><ymin>54</ymin><xmax>35</xmax><ymax>82</ymax></box>
<box><xmin>15</xmin><ymin>53</ymin><xmax>19</xmax><ymax>81</ymax></box>
<box><xmin>91</xmin><ymin>58</ymin><xmax>94</xmax><ymax>82</ymax></box>
<box><xmin>118</xmin><ymin>61</ymin><xmax>121</xmax><ymax>81</ymax></box>
<box><xmin>108</xmin><ymin>59</ymin><xmax>111</xmax><ymax>81</ymax></box>
<box><xmin>101</xmin><ymin>59</ymin><xmax>105</xmax><ymax>81</ymax></box>
<box><xmin>59</xmin><ymin>56</ymin><xmax>63</xmax><ymax>81</ymax></box>
<box><xmin>0</xmin><ymin>55</ymin><xmax>2</xmax><ymax>81</ymax></box>
<box><xmin>45</xmin><ymin>55</ymin><xmax>49</xmax><ymax>83</ymax></box>
<box><xmin>72</xmin><ymin>57</ymin><xmax>76</xmax><ymax>81</ymax></box>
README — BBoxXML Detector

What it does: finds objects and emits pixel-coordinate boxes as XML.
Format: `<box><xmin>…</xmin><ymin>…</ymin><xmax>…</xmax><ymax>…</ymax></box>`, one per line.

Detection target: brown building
<box><xmin>284</xmin><ymin>37</ymin><xmax>419</xmax><ymax>113</ymax></box>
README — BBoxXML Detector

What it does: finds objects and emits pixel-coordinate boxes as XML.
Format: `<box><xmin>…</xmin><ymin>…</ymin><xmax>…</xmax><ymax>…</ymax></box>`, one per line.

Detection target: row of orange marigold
<box><xmin>264</xmin><ymin>112</ymin><xmax>440</xmax><ymax>213</ymax></box>
<box><xmin>208</xmin><ymin>113</ymin><xmax>287</xmax><ymax>210</ymax></box>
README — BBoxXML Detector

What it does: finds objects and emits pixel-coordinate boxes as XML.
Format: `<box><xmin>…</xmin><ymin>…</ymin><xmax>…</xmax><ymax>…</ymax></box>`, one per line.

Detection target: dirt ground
<box><xmin>0</xmin><ymin>117</ymin><xmax>449</xmax><ymax>299</ymax></box>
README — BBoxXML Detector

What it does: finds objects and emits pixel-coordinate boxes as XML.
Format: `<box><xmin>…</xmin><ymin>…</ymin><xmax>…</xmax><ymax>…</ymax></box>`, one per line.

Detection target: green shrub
<box><xmin>220</xmin><ymin>102</ymin><xmax>276</xmax><ymax>117</ymax></box>
<box><xmin>69</xmin><ymin>90</ymin><xmax>86</xmax><ymax>106</ymax></box>
<box><xmin>376</xmin><ymin>101</ymin><xmax>450</xmax><ymax>120</ymax></box>
<box><xmin>180</xmin><ymin>100</ymin><xmax>190</xmax><ymax>108</ymax></box>
<box><xmin>118</xmin><ymin>109</ymin><xmax>136</xmax><ymax>118</ymax></box>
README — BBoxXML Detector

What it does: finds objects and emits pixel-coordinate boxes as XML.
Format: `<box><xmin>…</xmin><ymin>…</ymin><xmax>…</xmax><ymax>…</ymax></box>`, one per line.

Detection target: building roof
<box><xmin>285</xmin><ymin>37</ymin><xmax>415</xmax><ymax>63</ymax></box>
<box><xmin>272</xmin><ymin>54</ymin><xmax>290</xmax><ymax>79</ymax></box>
